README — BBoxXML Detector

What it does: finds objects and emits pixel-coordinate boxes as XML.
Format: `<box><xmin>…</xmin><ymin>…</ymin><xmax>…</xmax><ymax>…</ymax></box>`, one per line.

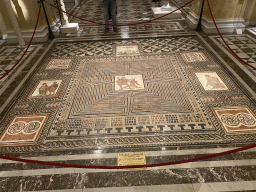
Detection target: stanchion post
<box><xmin>39</xmin><ymin>0</ymin><xmax>55</xmax><ymax>39</ymax></box>
<box><xmin>196</xmin><ymin>0</ymin><xmax>205</xmax><ymax>31</ymax></box>
<box><xmin>55</xmin><ymin>0</ymin><xmax>63</xmax><ymax>26</ymax></box>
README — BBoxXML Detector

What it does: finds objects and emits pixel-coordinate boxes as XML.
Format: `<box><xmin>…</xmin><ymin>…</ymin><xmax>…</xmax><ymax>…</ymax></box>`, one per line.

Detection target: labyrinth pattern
<box><xmin>0</xmin><ymin>36</ymin><xmax>256</xmax><ymax>153</ymax></box>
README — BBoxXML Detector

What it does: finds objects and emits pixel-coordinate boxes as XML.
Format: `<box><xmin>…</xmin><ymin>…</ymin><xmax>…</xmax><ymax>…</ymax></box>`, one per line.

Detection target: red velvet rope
<box><xmin>206</xmin><ymin>0</ymin><xmax>256</xmax><ymax>70</ymax></box>
<box><xmin>0</xmin><ymin>6</ymin><xmax>42</xmax><ymax>81</ymax></box>
<box><xmin>0</xmin><ymin>1</ymin><xmax>256</xmax><ymax>169</ymax></box>
<box><xmin>0</xmin><ymin>143</ymin><xmax>256</xmax><ymax>169</ymax></box>
<box><xmin>49</xmin><ymin>0</ymin><xmax>195</xmax><ymax>26</ymax></box>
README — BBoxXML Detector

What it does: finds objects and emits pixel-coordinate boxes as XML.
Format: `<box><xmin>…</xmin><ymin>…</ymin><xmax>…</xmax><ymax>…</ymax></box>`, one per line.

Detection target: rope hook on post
<box><xmin>196</xmin><ymin>0</ymin><xmax>205</xmax><ymax>31</ymax></box>
<box><xmin>39</xmin><ymin>0</ymin><xmax>55</xmax><ymax>39</ymax></box>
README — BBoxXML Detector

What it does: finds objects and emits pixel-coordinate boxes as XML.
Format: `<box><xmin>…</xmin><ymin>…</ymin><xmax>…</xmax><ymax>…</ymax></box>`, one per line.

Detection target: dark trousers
<box><xmin>102</xmin><ymin>0</ymin><xmax>117</xmax><ymax>28</ymax></box>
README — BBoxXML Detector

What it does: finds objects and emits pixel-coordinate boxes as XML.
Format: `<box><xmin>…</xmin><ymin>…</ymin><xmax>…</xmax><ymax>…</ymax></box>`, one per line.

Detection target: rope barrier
<box><xmin>0</xmin><ymin>6</ymin><xmax>42</xmax><ymax>81</ymax></box>
<box><xmin>206</xmin><ymin>0</ymin><xmax>256</xmax><ymax>70</ymax></box>
<box><xmin>48</xmin><ymin>0</ymin><xmax>195</xmax><ymax>26</ymax></box>
<box><xmin>0</xmin><ymin>0</ymin><xmax>256</xmax><ymax>169</ymax></box>
<box><xmin>0</xmin><ymin>143</ymin><xmax>256</xmax><ymax>169</ymax></box>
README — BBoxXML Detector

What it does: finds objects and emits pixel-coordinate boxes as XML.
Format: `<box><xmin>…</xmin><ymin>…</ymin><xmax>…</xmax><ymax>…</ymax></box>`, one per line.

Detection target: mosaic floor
<box><xmin>210</xmin><ymin>34</ymin><xmax>256</xmax><ymax>77</ymax></box>
<box><xmin>0</xmin><ymin>35</ymin><xmax>256</xmax><ymax>153</ymax></box>
<box><xmin>1</xmin><ymin>1</ymin><xmax>256</xmax><ymax>191</ymax></box>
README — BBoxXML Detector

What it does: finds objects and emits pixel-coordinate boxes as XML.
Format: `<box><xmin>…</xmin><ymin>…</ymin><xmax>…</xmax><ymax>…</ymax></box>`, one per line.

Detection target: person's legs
<box><xmin>102</xmin><ymin>0</ymin><xmax>110</xmax><ymax>30</ymax></box>
<box><xmin>110</xmin><ymin>0</ymin><xmax>118</xmax><ymax>31</ymax></box>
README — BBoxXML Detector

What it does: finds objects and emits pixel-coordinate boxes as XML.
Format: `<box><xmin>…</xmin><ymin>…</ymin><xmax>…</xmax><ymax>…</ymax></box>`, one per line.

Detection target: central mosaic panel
<box><xmin>50</xmin><ymin>55</ymin><xmax>213</xmax><ymax>141</ymax></box>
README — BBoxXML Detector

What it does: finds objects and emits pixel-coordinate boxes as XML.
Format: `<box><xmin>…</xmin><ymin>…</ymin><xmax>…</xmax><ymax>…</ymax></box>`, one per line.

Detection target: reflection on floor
<box><xmin>0</xmin><ymin>0</ymin><xmax>256</xmax><ymax>191</ymax></box>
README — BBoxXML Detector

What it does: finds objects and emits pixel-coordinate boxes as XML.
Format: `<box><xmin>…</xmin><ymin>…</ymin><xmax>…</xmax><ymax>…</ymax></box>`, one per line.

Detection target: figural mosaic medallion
<box><xmin>116</xmin><ymin>45</ymin><xmax>140</xmax><ymax>57</ymax></box>
<box><xmin>115</xmin><ymin>75</ymin><xmax>144</xmax><ymax>91</ymax></box>
<box><xmin>30</xmin><ymin>80</ymin><xmax>62</xmax><ymax>98</ymax></box>
<box><xmin>196</xmin><ymin>72</ymin><xmax>228</xmax><ymax>91</ymax></box>
<box><xmin>46</xmin><ymin>58</ymin><xmax>72</xmax><ymax>70</ymax></box>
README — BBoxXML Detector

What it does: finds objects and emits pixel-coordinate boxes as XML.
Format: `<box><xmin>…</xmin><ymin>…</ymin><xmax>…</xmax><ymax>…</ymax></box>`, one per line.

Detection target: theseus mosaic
<box><xmin>0</xmin><ymin>37</ymin><xmax>256</xmax><ymax>152</ymax></box>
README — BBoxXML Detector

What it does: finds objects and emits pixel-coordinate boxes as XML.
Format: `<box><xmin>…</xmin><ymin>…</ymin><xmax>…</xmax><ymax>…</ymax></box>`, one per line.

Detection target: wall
<box><xmin>0</xmin><ymin>0</ymin><xmax>59</xmax><ymax>31</ymax></box>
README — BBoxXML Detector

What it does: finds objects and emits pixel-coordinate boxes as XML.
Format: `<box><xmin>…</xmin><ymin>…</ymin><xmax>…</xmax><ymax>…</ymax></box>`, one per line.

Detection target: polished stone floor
<box><xmin>0</xmin><ymin>0</ymin><xmax>256</xmax><ymax>191</ymax></box>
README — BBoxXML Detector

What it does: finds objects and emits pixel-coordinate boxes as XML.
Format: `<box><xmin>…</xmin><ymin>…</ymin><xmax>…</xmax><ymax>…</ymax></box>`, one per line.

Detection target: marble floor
<box><xmin>0</xmin><ymin>0</ymin><xmax>256</xmax><ymax>191</ymax></box>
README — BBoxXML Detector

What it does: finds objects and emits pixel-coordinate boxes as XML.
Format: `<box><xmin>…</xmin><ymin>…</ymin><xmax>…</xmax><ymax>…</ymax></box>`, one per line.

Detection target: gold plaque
<box><xmin>118</xmin><ymin>152</ymin><xmax>146</xmax><ymax>168</ymax></box>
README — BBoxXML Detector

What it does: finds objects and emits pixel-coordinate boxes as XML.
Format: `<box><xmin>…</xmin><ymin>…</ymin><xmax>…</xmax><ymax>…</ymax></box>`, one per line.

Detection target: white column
<box><xmin>3</xmin><ymin>0</ymin><xmax>25</xmax><ymax>46</ymax></box>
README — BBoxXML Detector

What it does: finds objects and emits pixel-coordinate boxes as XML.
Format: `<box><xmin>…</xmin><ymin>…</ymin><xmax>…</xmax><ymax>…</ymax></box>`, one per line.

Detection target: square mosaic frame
<box><xmin>29</xmin><ymin>79</ymin><xmax>62</xmax><ymax>98</ymax></box>
<box><xmin>214</xmin><ymin>107</ymin><xmax>256</xmax><ymax>134</ymax></box>
<box><xmin>0</xmin><ymin>114</ymin><xmax>48</xmax><ymax>146</ymax></box>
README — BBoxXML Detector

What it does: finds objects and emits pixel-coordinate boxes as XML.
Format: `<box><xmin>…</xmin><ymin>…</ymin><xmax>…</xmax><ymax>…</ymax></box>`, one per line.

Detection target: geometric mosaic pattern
<box><xmin>210</xmin><ymin>34</ymin><xmax>256</xmax><ymax>77</ymax></box>
<box><xmin>50</xmin><ymin>37</ymin><xmax>204</xmax><ymax>57</ymax></box>
<box><xmin>70</xmin><ymin>0</ymin><xmax>189</xmax><ymax>25</ymax></box>
<box><xmin>0</xmin><ymin>46</ymin><xmax>35</xmax><ymax>86</ymax></box>
<box><xmin>0</xmin><ymin>36</ymin><xmax>256</xmax><ymax>153</ymax></box>
<box><xmin>66</xmin><ymin>21</ymin><xmax>185</xmax><ymax>37</ymax></box>
<box><xmin>0</xmin><ymin>115</ymin><xmax>47</xmax><ymax>146</ymax></box>
<box><xmin>215</xmin><ymin>107</ymin><xmax>256</xmax><ymax>134</ymax></box>
<box><xmin>216</xmin><ymin>36</ymin><xmax>256</xmax><ymax>67</ymax></box>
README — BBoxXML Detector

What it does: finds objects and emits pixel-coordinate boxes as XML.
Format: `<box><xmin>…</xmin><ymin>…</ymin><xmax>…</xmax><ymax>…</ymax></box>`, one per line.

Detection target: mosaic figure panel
<box><xmin>116</xmin><ymin>45</ymin><xmax>140</xmax><ymax>57</ymax></box>
<box><xmin>46</xmin><ymin>59</ymin><xmax>72</xmax><ymax>70</ymax></box>
<box><xmin>196</xmin><ymin>72</ymin><xmax>228</xmax><ymax>91</ymax></box>
<box><xmin>30</xmin><ymin>80</ymin><xmax>62</xmax><ymax>98</ymax></box>
<box><xmin>115</xmin><ymin>75</ymin><xmax>144</xmax><ymax>91</ymax></box>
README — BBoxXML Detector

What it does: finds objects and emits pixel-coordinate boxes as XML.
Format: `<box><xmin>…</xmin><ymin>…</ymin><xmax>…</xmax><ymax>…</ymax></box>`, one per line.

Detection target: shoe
<box><xmin>113</xmin><ymin>27</ymin><xmax>118</xmax><ymax>32</ymax></box>
<box><xmin>104</xmin><ymin>28</ymin><xmax>109</xmax><ymax>33</ymax></box>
